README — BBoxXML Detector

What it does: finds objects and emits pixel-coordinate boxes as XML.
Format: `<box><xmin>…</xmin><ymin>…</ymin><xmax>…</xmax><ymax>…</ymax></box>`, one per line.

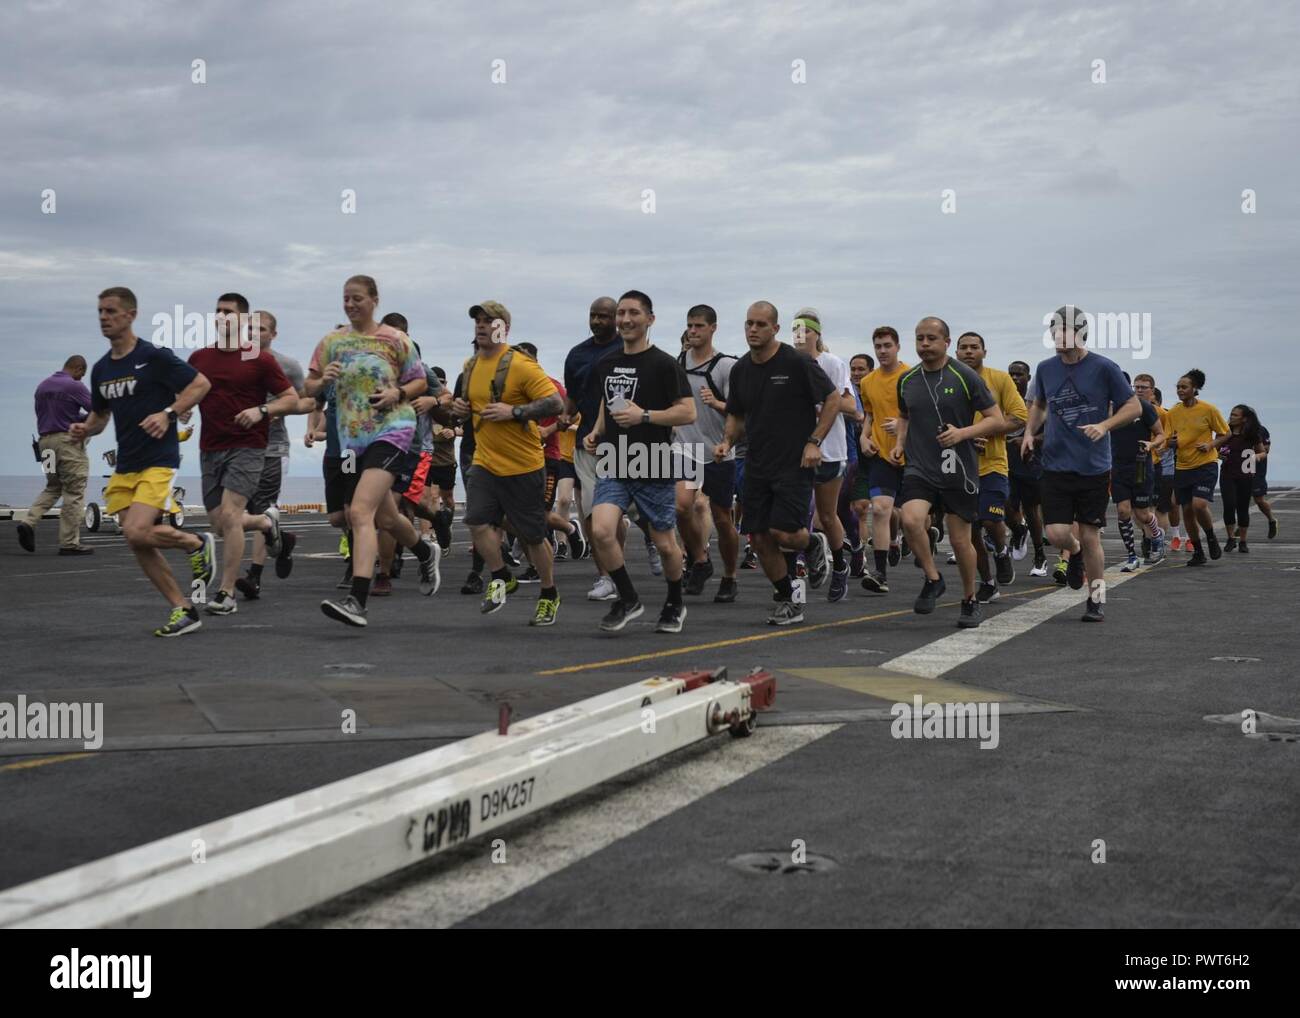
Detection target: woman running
<box><xmin>1219</xmin><ymin>404</ymin><xmax>1269</xmax><ymax>553</ymax></box>
<box><xmin>1164</xmin><ymin>369</ymin><xmax>1231</xmax><ymax>566</ymax></box>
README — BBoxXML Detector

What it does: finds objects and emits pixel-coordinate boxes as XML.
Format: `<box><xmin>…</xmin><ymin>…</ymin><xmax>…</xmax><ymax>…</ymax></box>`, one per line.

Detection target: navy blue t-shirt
<box><xmin>1109</xmin><ymin>397</ymin><xmax>1158</xmax><ymax>467</ymax></box>
<box><xmin>1030</xmin><ymin>352</ymin><xmax>1133</xmax><ymax>475</ymax></box>
<box><xmin>91</xmin><ymin>340</ymin><xmax>198</xmax><ymax>472</ymax></box>
<box><xmin>564</xmin><ymin>335</ymin><xmax>621</xmax><ymax>443</ymax></box>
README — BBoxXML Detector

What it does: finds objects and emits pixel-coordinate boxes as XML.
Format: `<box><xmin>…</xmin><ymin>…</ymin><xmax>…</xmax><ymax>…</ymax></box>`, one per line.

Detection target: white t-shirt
<box><xmin>816</xmin><ymin>351</ymin><xmax>851</xmax><ymax>463</ymax></box>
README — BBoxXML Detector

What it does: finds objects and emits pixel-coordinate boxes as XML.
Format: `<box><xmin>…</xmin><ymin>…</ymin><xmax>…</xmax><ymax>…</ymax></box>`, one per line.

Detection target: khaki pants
<box><xmin>25</xmin><ymin>432</ymin><xmax>90</xmax><ymax>549</ymax></box>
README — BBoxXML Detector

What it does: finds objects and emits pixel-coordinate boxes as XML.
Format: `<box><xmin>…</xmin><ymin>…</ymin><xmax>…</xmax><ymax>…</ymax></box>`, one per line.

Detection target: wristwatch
<box><xmin>642</xmin><ymin>410</ymin><xmax>652</xmax><ymax>425</ymax></box>
<box><xmin>512</xmin><ymin>406</ymin><xmax>524</xmax><ymax>421</ymax></box>
<box><xmin>166</xmin><ymin>407</ymin><xmax>178</xmax><ymax>423</ymax></box>
<box><xmin>259</xmin><ymin>404</ymin><xmax>269</xmax><ymax>418</ymax></box>
<box><xmin>808</xmin><ymin>435</ymin><xmax>823</xmax><ymax>447</ymax></box>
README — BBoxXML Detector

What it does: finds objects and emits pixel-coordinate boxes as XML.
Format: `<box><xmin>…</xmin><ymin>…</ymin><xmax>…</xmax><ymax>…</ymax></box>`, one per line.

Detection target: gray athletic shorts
<box><xmin>201</xmin><ymin>447</ymin><xmax>265</xmax><ymax>511</ymax></box>
<box><xmin>463</xmin><ymin>465</ymin><xmax>549</xmax><ymax>545</ymax></box>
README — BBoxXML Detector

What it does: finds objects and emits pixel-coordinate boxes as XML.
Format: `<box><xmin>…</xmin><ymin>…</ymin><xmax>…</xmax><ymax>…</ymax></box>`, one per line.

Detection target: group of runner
<box><xmin>25</xmin><ymin>288</ymin><xmax>1279</xmax><ymax>635</ymax></box>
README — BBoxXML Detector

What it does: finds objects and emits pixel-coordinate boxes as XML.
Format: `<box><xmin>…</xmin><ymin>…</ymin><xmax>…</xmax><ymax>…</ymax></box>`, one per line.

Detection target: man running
<box><xmin>893</xmin><ymin>318</ymin><xmax>1003</xmax><ymax>628</ymax></box>
<box><xmin>857</xmin><ymin>326</ymin><xmax>910</xmax><ymax>594</ymax></box>
<box><xmin>1022</xmin><ymin>305</ymin><xmax>1140</xmax><ymax>621</ymax></box>
<box><xmin>674</xmin><ymin>304</ymin><xmax>740</xmax><ymax>603</ymax></box>
<box><xmin>70</xmin><ymin>287</ymin><xmax>217</xmax><ymax>636</ymax></box>
<box><xmin>1006</xmin><ymin>360</ymin><xmax>1047</xmax><ymax>576</ymax></box>
<box><xmin>450</xmin><ymin>301</ymin><xmax>564</xmax><ymax>625</ymax></box>
<box><xmin>583</xmin><ymin>291</ymin><xmax>695</xmax><ymax>632</ymax></box>
<box><xmin>1112</xmin><ymin>372</ymin><xmax>1166</xmax><ymax>571</ymax></box>
<box><xmin>18</xmin><ymin>356</ymin><xmax>94</xmax><ymax>556</ymax></box>
<box><xmin>843</xmin><ymin>352</ymin><xmax>874</xmax><ymax>576</ymax></box>
<box><xmin>955</xmin><ymin>332</ymin><xmax>1027</xmax><ymax>603</ymax></box>
<box><xmin>713</xmin><ymin>301</ymin><xmax>838</xmax><ymax>626</ymax></box>
<box><xmin>1164</xmin><ymin>368</ymin><xmax>1231</xmax><ymax>567</ymax></box>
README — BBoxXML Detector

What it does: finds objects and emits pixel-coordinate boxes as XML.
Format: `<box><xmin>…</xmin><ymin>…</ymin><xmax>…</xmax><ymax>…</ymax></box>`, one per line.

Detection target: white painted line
<box><xmin>883</xmin><ymin>565</ymin><xmax>1146</xmax><ymax>679</ymax></box>
<box><xmin>295</xmin><ymin>724</ymin><xmax>839</xmax><ymax>929</ymax></box>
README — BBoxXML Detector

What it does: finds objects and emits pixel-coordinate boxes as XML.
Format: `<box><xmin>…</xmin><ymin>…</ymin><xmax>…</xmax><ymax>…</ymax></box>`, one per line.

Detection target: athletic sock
<box><xmin>540</xmin><ymin>585</ymin><xmax>558</xmax><ymax>601</ymax></box>
<box><xmin>609</xmin><ymin>565</ymin><xmax>638</xmax><ymax>604</ymax></box>
<box><xmin>1118</xmin><ymin>517</ymin><xmax>1136</xmax><ymax>557</ymax></box>
<box><xmin>873</xmin><ymin>550</ymin><xmax>888</xmax><ymax>576</ymax></box>
<box><xmin>832</xmin><ymin>545</ymin><xmax>847</xmax><ymax>571</ymax></box>
<box><xmin>491</xmin><ymin>566</ymin><xmax>512</xmax><ymax>582</ymax></box>
<box><xmin>409</xmin><ymin>538</ymin><xmax>432</xmax><ymax>561</ymax></box>
<box><xmin>471</xmin><ymin>548</ymin><xmax>485</xmax><ymax>573</ymax></box>
<box><xmin>667</xmin><ymin>578</ymin><xmax>683</xmax><ymax>606</ymax></box>
<box><xmin>350</xmin><ymin>576</ymin><xmax>371</xmax><ymax>608</ymax></box>
<box><xmin>248</xmin><ymin>562</ymin><xmax>264</xmax><ymax>580</ymax></box>
<box><xmin>774</xmin><ymin>576</ymin><xmax>793</xmax><ymax>601</ymax></box>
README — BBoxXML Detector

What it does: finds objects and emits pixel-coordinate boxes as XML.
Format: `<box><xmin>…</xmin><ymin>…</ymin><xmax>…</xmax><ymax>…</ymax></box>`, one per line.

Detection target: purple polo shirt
<box><xmin>35</xmin><ymin>370</ymin><xmax>92</xmax><ymax>434</ymax></box>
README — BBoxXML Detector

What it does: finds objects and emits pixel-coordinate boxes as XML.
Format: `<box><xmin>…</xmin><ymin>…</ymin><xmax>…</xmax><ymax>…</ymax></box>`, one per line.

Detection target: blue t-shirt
<box><xmin>91</xmin><ymin>340</ymin><xmax>198</xmax><ymax>473</ymax></box>
<box><xmin>563</xmin><ymin>335</ymin><xmax>621</xmax><ymax>443</ymax></box>
<box><xmin>1030</xmin><ymin>351</ymin><xmax>1133</xmax><ymax>475</ymax></box>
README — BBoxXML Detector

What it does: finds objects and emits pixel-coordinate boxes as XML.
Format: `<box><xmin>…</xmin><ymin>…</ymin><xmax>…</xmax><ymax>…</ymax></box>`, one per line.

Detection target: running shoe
<box><xmin>530</xmin><ymin>594</ymin><xmax>561</xmax><ymax>627</ymax></box>
<box><xmin>795</xmin><ymin>559</ymin><xmax>807</xmax><ymax>579</ymax></box>
<box><xmin>995</xmin><ymin>550</ymin><xmax>1015</xmax><ymax>586</ymax></box>
<box><xmin>1120</xmin><ymin>555</ymin><xmax>1141</xmax><ymax>573</ymax></box>
<box><xmin>275</xmin><ymin>531</ymin><xmax>297</xmax><ymax>579</ymax></box>
<box><xmin>155</xmin><ymin>605</ymin><xmax>202</xmax><ymax>638</ymax></box>
<box><xmin>655</xmin><ymin>601</ymin><xmax>686</xmax><ymax>633</ymax></box>
<box><xmin>337</xmin><ymin>560</ymin><xmax>354</xmax><ymax>589</ymax></box>
<box><xmin>766</xmin><ymin>600</ymin><xmax>804</xmax><ymax>626</ymax></box>
<box><xmin>1169</xmin><ymin>536</ymin><xmax>1182</xmax><ymax>552</ymax></box>
<box><xmin>827</xmin><ymin>567</ymin><xmax>849</xmax><ymax>603</ymax></box>
<box><xmin>957</xmin><ymin>596</ymin><xmax>982</xmax><ymax>628</ymax></box>
<box><xmin>900</xmin><ymin>536</ymin><xmax>911</xmax><ymax>559</ymax></box>
<box><xmin>16</xmin><ymin>522</ymin><xmax>34</xmax><ymax>553</ymax></box>
<box><xmin>1206</xmin><ymin>531</ymin><xmax>1222</xmax><ymax>560</ymax></box>
<box><xmin>741</xmin><ymin>544</ymin><xmax>758</xmax><ymax>569</ymax></box>
<box><xmin>372</xmin><ymin>573</ymin><xmax>393</xmax><ymax>596</ymax></box>
<box><xmin>1224</xmin><ymin>537</ymin><xmax>1238</xmax><ymax>553</ymax></box>
<box><xmin>190</xmin><ymin>532</ymin><xmax>217</xmax><ymax>590</ymax></box>
<box><xmin>501</xmin><ymin>543</ymin><xmax>520</xmax><ymax>569</ymax></box>
<box><xmin>587</xmin><ymin>576</ymin><xmax>618</xmax><ymax>601</ymax></box>
<box><xmin>913</xmin><ymin>574</ymin><xmax>946</xmax><ymax>614</ymax></box>
<box><xmin>390</xmin><ymin>548</ymin><xmax>403</xmax><ymax>579</ymax></box>
<box><xmin>567</xmin><ymin>525</ymin><xmax>586</xmax><ymax>561</ymax></box>
<box><xmin>1268</xmin><ymin>518</ymin><xmax>1279</xmax><ymax>540</ymax></box>
<box><xmin>1052</xmin><ymin>559</ymin><xmax>1068</xmax><ymax>585</ymax></box>
<box><xmin>888</xmin><ymin>541</ymin><xmax>902</xmax><ymax>568</ymax></box>
<box><xmin>646</xmin><ymin>538</ymin><xmax>663</xmax><ymax>577</ymax></box>
<box><xmin>1010</xmin><ymin>524</ymin><xmax>1028</xmax><ymax>561</ymax></box>
<box><xmin>481</xmin><ymin>576</ymin><xmax>517</xmax><ymax>614</ymax></box>
<box><xmin>1239</xmin><ymin>542</ymin><xmax>1250</xmax><ymax>554</ymax></box>
<box><xmin>461</xmin><ymin>571</ymin><xmax>484</xmax><ymax>595</ymax></box>
<box><xmin>807</xmin><ymin>531</ymin><xmax>831</xmax><ymax>589</ymax></box>
<box><xmin>849</xmin><ymin>544</ymin><xmax>865</xmax><ymax>577</ymax></box>
<box><xmin>204</xmin><ymin>590</ymin><xmax>237</xmax><ymax>615</ymax></box>
<box><xmin>518</xmin><ymin>565</ymin><xmax>541</xmax><ymax>583</ymax></box>
<box><xmin>1187</xmin><ymin>551</ymin><xmax>1207</xmax><ymax>567</ymax></box>
<box><xmin>1065</xmin><ymin>554</ymin><xmax>1085</xmax><ymax>590</ymax></box>
<box><xmin>946</xmin><ymin>551</ymin><xmax>957</xmax><ymax>565</ymax></box>
<box><xmin>555</xmin><ymin>542</ymin><xmax>569</xmax><ymax>562</ymax></box>
<box><xmin>1030</xmin><ymin>554</ymin><xmax>1048</xmax><ymax>578</ymax></box>
<box><xmin>861</xmin><ymin>571</ymin><xmax>889</xmax><ymax>594</ymax></box>
<box><xmin>235</xmin><ymin>573</ymin><xmax>261</xmax><ymax>599</ymax></box>
<box><xmin>684</xmin><ymin>558</ymin><xmax>714</xmax><ymax>596</ymax></box>
<box><xmin>600</xmin><ymin>599</ymin><xmax>644</xmax><ymax>632</ymax></box>
<box><xmin>433</xmin><ymin>510</ymin><xmax>453</xmax><ymax>553</ymax></box>
<box><xmin>321</xmin><ymin>595</ymin><xmax>367</xmax><ymax>627</ymax></box>
<box><xmin>263</xmin><ymin>506</ymin><xmax>282</xmax><ymax>557</ymax></box>
<box><xmin>418</xmin><ymin>540</ymin><xmax>441</xmax><ymax>596</ymax></box>
<box><xmin>928</xmin><ymin>525</ymin><xmax>941</xmax><ymax>558</ymax></box>
<box><xmin>975</xmin><ymin>580</ymin><xmax>999</xmax><ymax>604</ymax></box>
<box><xmin>1082</xmin><ymin>599</ymin><xmax>1105</xmax><ymax>623</ymax></box>
<box><xmin>338</xmin><ymin>533</ymin><xmax>350</xmax><ymax>558</ymax></box>
<box><xmin>1144</xmin><ymin>541</ymin><xmax>1166</xmax><ymax>565</ymax></box>
<box><xmin>714</xmin><ymin>577</ymin><xmax>739</xmax><ymax>603</ymax></box>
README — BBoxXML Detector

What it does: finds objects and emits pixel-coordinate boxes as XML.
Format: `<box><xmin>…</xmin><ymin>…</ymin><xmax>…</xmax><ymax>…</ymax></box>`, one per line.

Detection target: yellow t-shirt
<box><xmin>860</xmin><ymin>362</ymin><xmax>910</xmax><ymax>462</ymax></box>
<box><xmin>975</xmin><ymin>366</ymin><xmax>1028</xmax><ymax>477</ymax></box>
<box><xmin>466</xmin><ymin>347</ymin><xmax>557</xmax><ymax>476</ymax></box>
<box><xmin>1152</xmin><ymin>403</ymin><xmax>1170</xmax><ymax>464</ymax></box>
<box><xmin>559</xmin><ymin>413</ymin><xmax>580</xmax><ymax>463</ymax></box>
<box><xmin>1166</xmin><ymin>398</ymin><xmax>1229</xmax><ymax>470</ymax></box>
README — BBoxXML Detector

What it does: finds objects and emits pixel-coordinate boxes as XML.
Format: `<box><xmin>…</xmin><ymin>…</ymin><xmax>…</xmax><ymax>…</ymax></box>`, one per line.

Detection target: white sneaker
<box><xmin>263</xmin><ymin>505</ymin><xmax>282</xmax><ymax>556</ymax></box>
<box><xmin>946</xmin><ymin>551</ymin><xmax>957</xmax><ymax>565</ymax></box>
<box><xmin>1029</xmin><ymin>559</ymin><xmax>1048</xmax><ymax>577</ymax></box>
<box><xmin>587</xmin><ymin>575</ymin><xmax>619</xmax><ymax>601</ymax></box>
<box><xmin>646</xmin><ymin>539</ymin><xmax>663</xmax><ymax>577</ymax></box>
<box><xmin>1120</xmin><ymin>555</ymin><xmax>1141</xmax><ymax>573</ymax></box>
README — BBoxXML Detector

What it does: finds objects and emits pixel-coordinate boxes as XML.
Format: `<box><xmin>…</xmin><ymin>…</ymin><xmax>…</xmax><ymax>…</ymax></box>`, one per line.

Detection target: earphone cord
<box><xmin>923</xmin><ymin>367</ymin><xmax>980</xmax><ymax>497</ymax></box>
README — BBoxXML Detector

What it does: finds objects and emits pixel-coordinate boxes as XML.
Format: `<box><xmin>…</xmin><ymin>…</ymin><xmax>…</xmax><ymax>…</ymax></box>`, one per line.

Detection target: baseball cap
<box><xmin>468</xmin><ymin>300</ymin><xmax>511</xmax><ymax>327</ymax></box>
<box><xmin>1051</xmin><ymin>304</ymin><xmax>1088</xmax><ymax>339</ymax></box>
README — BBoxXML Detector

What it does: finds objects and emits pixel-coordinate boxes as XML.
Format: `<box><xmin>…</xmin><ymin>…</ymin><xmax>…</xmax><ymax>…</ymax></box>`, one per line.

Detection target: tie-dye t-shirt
<box><xmin>309</xmin><ymin>324</ymin><xmax>423</xmax><ymax>456</ymax></box>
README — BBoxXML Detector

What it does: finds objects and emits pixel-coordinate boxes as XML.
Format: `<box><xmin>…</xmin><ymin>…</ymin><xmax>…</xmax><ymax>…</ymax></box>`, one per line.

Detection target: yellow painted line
<box><xmin>537</xmin><ymin>585</ymin><xmax>1059</xmax><ymax>676</ymax></box>
<box><xmin>0</xmin><ymin>752</ymin><xmax>94</xmax><ymax>773</ymax></box>
<box><xmin>782</xmin><ymin>667</ymin><xmax>1017</xmax><ymax>703</ymax></box>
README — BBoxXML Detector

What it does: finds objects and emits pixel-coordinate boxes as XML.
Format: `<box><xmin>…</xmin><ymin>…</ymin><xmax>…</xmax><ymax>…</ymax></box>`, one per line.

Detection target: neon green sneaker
<box><xmin>155</xmin><ymin>605</ymin><xmax>201</xmax><ymax>638</ymax></box>
<box><xmin>530</xmin><ymin>594</ymin><xmax>561</xmax><ymax>627</ymax></box>
<box><xmin>338</xmin><ymin>533</ymin><xmax>350</xmax><ymax>558</ymax></box>
<box><xmin>480</xmin><ymin>576</ymin><xmax>519</xmax><ymax>614</ymax></box>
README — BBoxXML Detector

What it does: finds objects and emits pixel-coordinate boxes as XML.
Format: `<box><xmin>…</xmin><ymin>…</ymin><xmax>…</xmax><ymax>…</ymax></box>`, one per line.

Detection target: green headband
<box><xmin>793</xmin><ymin>317</ymin><xmax>821</xmax><ymax>335</ymax></box>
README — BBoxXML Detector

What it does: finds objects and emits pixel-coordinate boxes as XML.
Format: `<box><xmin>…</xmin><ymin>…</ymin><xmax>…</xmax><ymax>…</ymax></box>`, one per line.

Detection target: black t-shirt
<box><xmin>725</xmin><ymin>343</ymin><xmax>836</xmax><ymax>477</ymax></box>
<box><xmin>596</xmin><ymin>345</ymin><xmax>692</xmax><ymax>474</ymax></box>
<box><xmin>1109</xmin><ymin>397</ymin><xmax>1158</xmax><ymax>467</ymax></box>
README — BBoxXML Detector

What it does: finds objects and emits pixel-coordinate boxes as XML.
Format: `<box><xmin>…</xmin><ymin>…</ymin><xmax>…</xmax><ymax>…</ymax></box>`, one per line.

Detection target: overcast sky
<box><xmin>4</xmin><ymin>0</ymin><xmax>1297</xmax><ymax>479</ymax></box>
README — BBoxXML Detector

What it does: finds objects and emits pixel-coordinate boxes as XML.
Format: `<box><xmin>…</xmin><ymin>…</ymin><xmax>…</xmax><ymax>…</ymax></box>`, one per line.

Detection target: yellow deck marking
<box><xmin>782</xmin><ymin>666</ymin><xmax>1018</xmax><ymax>704</ymax></box>
<box><xmin>1</xmin><ymin>753</ymin><xmax>94</xmax><ymax>773</ymax></box>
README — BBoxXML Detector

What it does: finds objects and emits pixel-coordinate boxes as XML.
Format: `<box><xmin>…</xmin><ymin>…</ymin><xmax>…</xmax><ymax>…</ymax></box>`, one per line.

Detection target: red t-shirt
<box><xmin>189</xmin><ymin>347</ymin><xmax>293</xmax><ymax>451</ymax></box>
<box><xmin>542</xmin><ymin>376</ymin><xmax>568</xmax><ymax>461</ymax></box>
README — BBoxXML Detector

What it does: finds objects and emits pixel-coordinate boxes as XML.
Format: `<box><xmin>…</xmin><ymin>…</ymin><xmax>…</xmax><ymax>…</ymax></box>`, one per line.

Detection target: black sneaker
<box><xmin>1066</xmin><ymin>554</ymin><xmax>1085</xmax><ymax>590</ymax></box>
<box><xmin>976</xmin><ymin>580</ymin><xmax>999</xmax><ymax>604</ymax></box>
<box><xmin>994</xmin><ymin>550</ymin><xmax>1014</xmax><ymax>586</ymax></box>
<box><xmin>957</xmin><ymin>596</ymin><xmax>981</xmax><ymax>628</ymax></box>
<box><xmin>806</xmin><ymin>532</ymin><xmax>830</xmax><ymax>589</ymax></box>
<box><xmin>1082</xmin><ymin>598</ymin><xmax>1104</xmax><ymax>623</ymax></box>
<box><xmin>861</xmin><ymin>571</ymin><xmax>889</xmax><ymax>594</ymax></box>
<box><xmin>275</xmin><ymin>531</ymin><xmax>297</xmax><ymax>579</ymax></box>
<box><xmin>390</xmin><ymin>548</ymin><xmax>404</xmax><ymax>579</ymax></box>
<box><xmin>914</xmin><ymin>574</ymin><xmax>946</xmax><ymax>614</ymax></box>
<box><xmin>1187</xmin><ymin>552</ymin><xmax>1207</xmax><ymax>567</ymax></box>
<box><xmin>827</xmin><ymin>567</ymin><xmax>849</xmax><ymax>603</ymax></box>
<box><xmin>501</xmin><ymin>543</ymin><xmax>520</xmax><ymax>569</ymax></box>
<box><xmin>684</xmin><ymin>558</ymin><xmax>713</xmax><ymax>596</ymax></box>
<box><xmin>714</xmin><ymin>577</ymin><xmax>739</xmax><ymax>603</ymax></box>
<box><xmin>461</xmin><ymin>571</ymin><xmax>484</xmax><ymax>595</ymax></box>
<box><xmin>1206</xmin><ymin>532</ymin><xmax>1222</xmax><ymax>560</ymax></box>
<box><xmin>1239</xmin><ymin>541</ymin><xmax>1250</xmax><ymax>554</ymax></box>
<box><xmin>554</xmin><ymin>542</ymin><xmax>569</xmax><ymax>562</ymax></box>
<box><xmin>766</xmin><ymin>600</ymin><xmax>804</xmax><ymax>626</ymax></box>
<box><xmin>740</xmin><ymin>545</ymin><xmax>758</xmax><ymax>569</ymax></box>
<box><xmin>235</xmin><ymin>574</ymin><xmax>261</xmax><ymax>600</ymax></box>
<box><xmin>154</xmin><ymin>604</ymin><xmax>202</xmax><ymax>638</ymax></box>
<box><xmin>1224</xmin><ymin>537</ymin><xmax>1238</xmax><ymax>553</ymax></box>
<box><xmin>204</xmin><ymin>590</ymin><xmax>237</xmax><ymax>616</ymax></box>
<box><xmin>888</xmin><ymin>542</ymin><xmax>902</xmax><ymax>567</ymax></box>
<box><xmin>336</xmin><ymin>560</ymin><xmax>353</xmax><ymax>589</ymax></box>
<box><xmin>900</xmin><ymin>536</ymin><xmax>910</xmax><ymax>559</ymax></box>
<box><xmin>16</xmin><ymin>521</ymin><xmax>35</xmax><ymax>553</ymax></box>
<box><xmin>566</xmin><ymin>524</ymin><xmax>586</xmax><ymax>561</ymax></box>
<box><xmin>1268</xmin><ymin>518</ymin><xmax>1279</xmax><ymax>540</ymax></box>
<box><xmin>321</xmin><ymin>594</ymin><xmax>368</xmax><ymax>627</ymax></box>
<box><xmin>518</xmin><ymin>565</ymin><xmax>541</xmax><ymax>583</ymax></box>
<box><xmin>433</xmin><ymin>510</ymin><xmax>453</xmax><ymax>552</ymax></box>
<box><xmin>600</xmin><ymin>599</ymin><xmax>644</xmax><ymax>632</ymax></box>
<box><xmin>655</xmin><ymin>601</ymin><xmax>686</xmax><ymax>633</ymax></box>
